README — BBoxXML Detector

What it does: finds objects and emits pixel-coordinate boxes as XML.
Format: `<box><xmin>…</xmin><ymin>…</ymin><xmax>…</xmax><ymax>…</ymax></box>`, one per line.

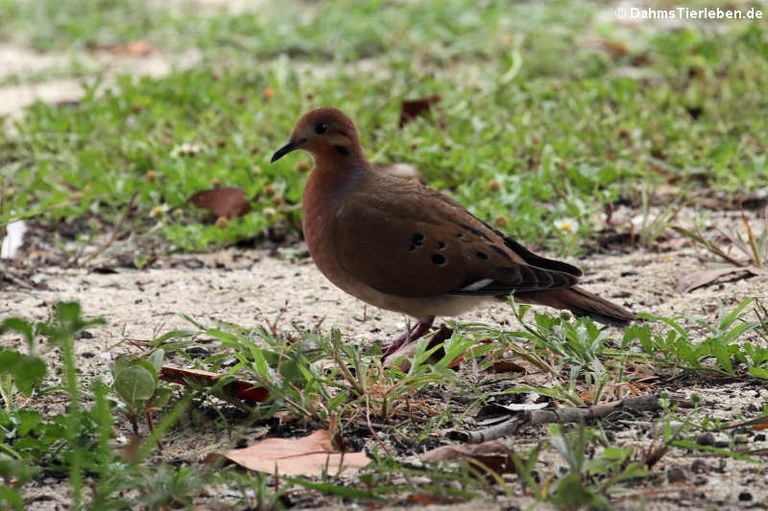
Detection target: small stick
<box><xmin>468</xmin><ymin>393</ymin><xmax>692</xmax><ymax>443</ymax></box>
<box><xmin>79</xmin><ymin>192</ymin><xmax>138</xmax><ymax>266</ymax></box>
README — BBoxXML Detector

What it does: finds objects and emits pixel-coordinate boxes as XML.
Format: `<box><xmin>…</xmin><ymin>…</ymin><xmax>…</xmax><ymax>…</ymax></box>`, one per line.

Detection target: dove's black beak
<box><xmin>270</xmin><ymin>138</ymin><xmax>306</xmax><ymax>163</ymax></box>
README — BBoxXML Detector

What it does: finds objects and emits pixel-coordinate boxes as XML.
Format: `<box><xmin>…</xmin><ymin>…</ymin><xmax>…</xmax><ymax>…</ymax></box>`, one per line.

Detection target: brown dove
<box><xmin>271</xmin><ymin>107</ymin><xmax>634</xmax><ymax>354</ymax></box>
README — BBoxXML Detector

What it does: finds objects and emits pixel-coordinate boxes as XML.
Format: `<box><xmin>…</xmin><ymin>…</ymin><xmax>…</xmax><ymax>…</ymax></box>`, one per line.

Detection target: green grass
<box><xmin>2</xmin><ymin>298</ymin><xmax>765</xmax><ymax>509</ymax></box>
<box><xmin>1</xmin><ymin>1</ymin><xmax>766</xmax><ymax>253</ymax></box>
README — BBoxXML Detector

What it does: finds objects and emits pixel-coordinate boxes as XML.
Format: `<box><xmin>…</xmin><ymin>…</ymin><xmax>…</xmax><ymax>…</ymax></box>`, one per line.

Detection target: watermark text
<box><xmin>615</xmin><ymin>6</ymin><xmax>764</xmax><ymax>21</ymax></box>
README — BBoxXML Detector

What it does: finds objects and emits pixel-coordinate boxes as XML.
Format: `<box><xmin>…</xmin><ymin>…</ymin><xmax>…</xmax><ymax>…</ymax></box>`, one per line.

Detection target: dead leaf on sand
<box><xmin>159</xmin><ymin>366</ymin><xmax>268</xmax><ymax>402</ymax></box>
<box><xmin>421</xmin><ymin>440</ymin><xmax>516</xmax><ymax>475</ymax></box>
<box><xmin>189</xmin><ymin>187</ymin><xmax>251</xmax><ymax>220</ymax></box>
<box><xmin>207</xmin><ymin>430</ymin><xmax>371</xmax><ymax>476</ymax></box>
<box><xmin>399</xmin><ymin>95</ymin><xmax>443</xmax><ymax>127</ymax></box>
<box><xmin>675</xmin><ymin>266</ymin><xmax>765</xmax><ymax>293</ymax></box>
<box><xmin>89</xmin><ymin>40</ymin><xmax>153</xmax><ymax>57</ymax></box>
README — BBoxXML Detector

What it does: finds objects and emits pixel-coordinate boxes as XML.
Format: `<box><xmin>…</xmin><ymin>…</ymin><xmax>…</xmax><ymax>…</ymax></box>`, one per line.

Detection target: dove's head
<box><xmin>271</xmin><ymin>107</ymin><xmax>365</xmax><ymax>164</ymax></box>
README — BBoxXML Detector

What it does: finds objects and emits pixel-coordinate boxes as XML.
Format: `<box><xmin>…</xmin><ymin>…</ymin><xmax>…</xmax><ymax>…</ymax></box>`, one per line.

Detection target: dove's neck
<box><xmin>302</xmin><ymin>153</ymin><xmax>370</xmax><ymax>243</ymax></box>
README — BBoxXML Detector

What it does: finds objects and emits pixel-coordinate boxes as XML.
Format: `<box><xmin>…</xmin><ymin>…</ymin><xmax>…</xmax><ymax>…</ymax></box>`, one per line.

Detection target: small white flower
<box><xmin>554</xmin><ymin>218</ymin><xmax>579</xmax><ymax>233</ymax></box>
<box><xmin>150</xmin><ymin>203</ymin><xmax>170</xmax><ymax>217</ymax></box>
<box><xmin>170</xmin><ymin>143</ymin><xmax>203</xmax><ymax>157</ymax></box>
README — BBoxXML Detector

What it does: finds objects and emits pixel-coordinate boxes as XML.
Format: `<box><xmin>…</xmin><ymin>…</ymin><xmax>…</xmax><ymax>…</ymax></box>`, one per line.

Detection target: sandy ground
<box><xmin>2</xmin><ymin>6</ymin><xmax>768</xmax><ymax>508</ymax></box>
<box><xmin>4</xmin><ymin>242</ymin><xmax>766</xmax><ymax>341</ymax></box>
<box><xmin>3</xmin><ymin>239</ymin><xmax>768</xmax><ymax>510</ymax></box>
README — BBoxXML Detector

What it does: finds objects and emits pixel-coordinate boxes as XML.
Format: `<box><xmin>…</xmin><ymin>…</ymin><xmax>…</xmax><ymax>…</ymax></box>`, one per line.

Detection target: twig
<box><xmin>672</xmin><ymin>226</ymin><xmax>745</xmax><ymax>267</ymax></box>
<box><xmin>741</xmin><ymin>205</ymin><xmax>762</xmax><ymax>267</ymax></box>
<box><xmin>365</xmin><ymin>400</ymin><xmax>394</xmax><ymax>458</ymax></box>
<box><xmin>0</xmin><ymin>267</ymin><xmax>35</xmax><ymax>289</ymax></box>
<box><xmin>467</xmin><ymin>393</ymin><xmax>692</xmax><ymax>443</ymax></box>
<box><xmin>78</xmin><ymin>192</ymin><xmax>138</xmax><ymax>266</ymax></box>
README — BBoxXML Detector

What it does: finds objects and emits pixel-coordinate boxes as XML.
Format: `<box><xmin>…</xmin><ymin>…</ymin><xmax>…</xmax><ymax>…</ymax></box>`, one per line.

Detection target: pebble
<box><xmin>738</xmin><ymin>491</ymin><xmax>753</xmax><ymax>502</ymax></box>
<box><xmin>692</xmin><ymin>475</ymin><xmax>708</xmax><ymax>486</ymax></box>
<box><xmin>734</xmin><ymin>433</ymin><xmax>751</xmax><ymax>444</ymax></box>
<box><xmin>691</xmin><ymin>459</ymin><xmax>709</xmax><ymax>474</ymax></box>
<box><xmin>696</xmin><ymin>432</ymin><xmax>716</xmax><ymax>446</ymax></box>
<box><xmin>667</xmin><ymin>465</ymin><xmax>688</xmax><ymax>483</ymax></box>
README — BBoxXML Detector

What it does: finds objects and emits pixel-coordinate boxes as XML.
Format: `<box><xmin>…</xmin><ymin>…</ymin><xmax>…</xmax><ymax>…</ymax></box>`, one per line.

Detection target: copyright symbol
<box><xmin>615</xmin><ymin>7</ymin><xmax>626</xmax><ymax>18</ymax></box>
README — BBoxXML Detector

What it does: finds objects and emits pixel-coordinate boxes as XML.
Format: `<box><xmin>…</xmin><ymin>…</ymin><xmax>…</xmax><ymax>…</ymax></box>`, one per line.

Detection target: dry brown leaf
<box><xmin>208</xmin><ymin>430</ymin><xmax>371</xmax><ymax>476</ymax></box>
<box><xmin>159</xmin><ymin>366</ymin><xmax>268</xmax><ymax>402</ymax></box>
<box><xmin>421</xmin><ymin>440</ymin><xmax>516</xmax><ymax>475</ymax></box>
<box><xmin>656</xmin><ymin>237</ymin><xmax>690</xmax><ymax>252</ymax></box>
<box><xmin>189</xmin><ymin>187</ymin><xmax>251</xmax><ymax>219</ymax></box>
<box><xmin>586</xmin><ymin>38</ymin><xmax>630</xmax><ymax>58</ymax></box>
<box><xmin>675</xmin><ymin>266</ymin><xmax>765</xmax><ymax>293</ymax></box>
<box><xmin>399</xmin><ymin>95</ymin><xmax>443</xmax><ymax>127</ymax></box>
<box><xmin>728</xmin><ymin>415</ymin><xmax>768</xmax><ymax>431</ymax></box>
<box><xmin>90</xmin><ymin>40</ymin><xmax>153</xmax><ymax>56</ymax></box>
<box><xmin>491</xmin><ymin>360</ymin><xmax>527</xmax><ymax>373</ymax></box>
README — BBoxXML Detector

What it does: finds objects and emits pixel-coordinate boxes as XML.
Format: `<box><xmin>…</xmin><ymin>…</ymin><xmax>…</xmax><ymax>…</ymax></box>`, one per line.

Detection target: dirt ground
<box><xmin>2</xmin><ymin>11</ymin><xmax>768</xmax><ymax>510</ymax></box>
<box><xmin>4</xmin><ymin>230</ymin><xmax>768</xmax><ymax>510</ymax></box>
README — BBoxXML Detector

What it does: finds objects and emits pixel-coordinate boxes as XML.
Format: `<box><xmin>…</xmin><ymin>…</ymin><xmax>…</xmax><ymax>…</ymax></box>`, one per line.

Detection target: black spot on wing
<box><xmin>409</xmin><ymin>232</ymin><xmax>426</xmax><ymax>251</ymax></box>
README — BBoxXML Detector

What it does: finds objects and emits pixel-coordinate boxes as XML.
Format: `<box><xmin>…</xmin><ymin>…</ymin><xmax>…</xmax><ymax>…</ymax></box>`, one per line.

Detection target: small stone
<box><xmin>696</xmin><ymin>432</ymin><xmax>716</xmax><ymax>446</ymax></box>
<box><xmin>691</xmin><ymin>459</ymin><xmax>709</xmax><ymax>474</ymax></box>
<box><xmin>754</xmin><ymin>433</ymin><xmax>766</xmax><ymax>442</ymax></box>
<box><xmin>738</xmin><ymin>491</ymin><xmax>753</xmax><ymax>502</ymax></box>
<box><xmin>185</xmin><ymin>346</ymin><xmax>210</xmax><ymax>358</ymax></box>
<box><xmin>714</xmin><ymin>440</ymin><xmax>729</xmax><ymax>449</ymax></box>
<box><xmin>667</xmin><ymin>465</ymin><xmax>688</xmax><ymax>484</ymax></box>
<box><xmin>734</xmin><ymin>433</ymin><xmax>751</xmax><ymax>444</ymax></box>
<box><xmin>692</xmin><ymin>475</ymin><xmax>708</xmax><ymax>486</ymax></box>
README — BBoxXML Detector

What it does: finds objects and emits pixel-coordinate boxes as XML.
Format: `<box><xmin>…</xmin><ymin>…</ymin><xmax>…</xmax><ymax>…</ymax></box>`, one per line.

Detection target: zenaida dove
<box><xmin>271</xmin><ymin>107</ymin><xmax>634</xmax><ymax>354</ymax></box>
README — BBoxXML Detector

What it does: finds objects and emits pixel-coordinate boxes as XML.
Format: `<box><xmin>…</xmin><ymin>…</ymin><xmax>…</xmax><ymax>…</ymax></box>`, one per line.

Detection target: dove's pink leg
<box><xmin>381</xmin><ymin>317</ymin><xmax>435</xmax><ymax>355</ymax></box>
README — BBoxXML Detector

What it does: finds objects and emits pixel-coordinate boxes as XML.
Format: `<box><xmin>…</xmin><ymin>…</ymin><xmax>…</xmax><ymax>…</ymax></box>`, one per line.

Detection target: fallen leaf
<box><xmin>585</xmin><ymin>38</ymin><xmax>629</xmax><ymax>58</ymax></box>
<box><xmin>399</xmin><ymin>95</ymin><xmax>442</xmax><ymax>127</ymax></box>
<box><xmin>159</xmin><ymin>366</ymin><xmax>268</xmax><ymax>402</ymax></box>
<box><xmin>90</xmin><ymin>40</ymin><xmax>153</xmax><ymax>56</ymax></box>
<box><xmin>491</xmin><ymin>360</ymin><xmax>526</xmax><ymax>373</ymax></box>
<box><xmin>656</xmin><ymin>237</ymin><xmax>690</xmax><ymax>252</ymax></box>
<box><xmin>675</xmin><ymin>266</ymin><xmax>765</xmax><ymax>293</ymax></box>
<box><xmin>189</xmin><ymin>187</ymin><xmax>251</xmax><ymax>219</ymax></box>
<box><xmin>208</xmin><ymin>430</ymin><xmax>371</xmax><ymax>476</ymax></box>
<box><xmin>90</xmin><ymin>40</ymin><xmax>152</xmax><ymax>57</ymax></box>
<box><xmin>421</xmin><ymin>440</ymin><xmax>516</xmax><ymax>475</ymax></box>
<box><xmin>727</xmin><ymin>415</ymin><xmax>768</xmax><ymax>431</ymax></box>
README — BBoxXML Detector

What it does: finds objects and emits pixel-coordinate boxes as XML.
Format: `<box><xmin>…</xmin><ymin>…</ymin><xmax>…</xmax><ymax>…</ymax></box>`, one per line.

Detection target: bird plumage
<box><xmin>272</xmin><ymin>107</ymin><xmax>635</xmax><ymax>353</ymax></box>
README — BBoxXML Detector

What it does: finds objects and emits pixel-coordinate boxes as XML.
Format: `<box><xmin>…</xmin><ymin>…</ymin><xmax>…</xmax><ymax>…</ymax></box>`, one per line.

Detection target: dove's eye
<box><xmin>314</xmin><ymin>123</ymin><xmax>328</xmax><ymax>135</ymax></box>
